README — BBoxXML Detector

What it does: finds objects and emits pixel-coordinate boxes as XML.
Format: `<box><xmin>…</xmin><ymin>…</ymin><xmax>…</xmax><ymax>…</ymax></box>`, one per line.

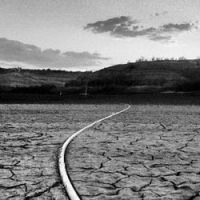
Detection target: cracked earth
<box><xmin>1</xmin><ymin>104</ymin><xmax>200</xmax><ymax>200</ymax></box>
<box><xmin>67</xmin><ymin>105</ymin><xmax>200</xmax><ymax>200</ymax></box>
<box><xmin>0</xmin><ymin>104</ymin><xmax>121</xmax><ymax>200</ymax></box>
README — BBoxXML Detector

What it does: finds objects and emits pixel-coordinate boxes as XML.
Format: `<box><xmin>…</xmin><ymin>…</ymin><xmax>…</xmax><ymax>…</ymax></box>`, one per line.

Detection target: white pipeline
<box><xmin>58</xmin><ymin>105</ymin><xmax>131</xmax><ymax>200</ymax></box>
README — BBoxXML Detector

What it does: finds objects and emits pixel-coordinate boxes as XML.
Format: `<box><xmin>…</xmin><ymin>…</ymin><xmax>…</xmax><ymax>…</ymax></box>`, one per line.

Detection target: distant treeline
<box><xmin>1</xmin><ymin>59</ymin><xmax>200</xmax><ymax>95</ymax></box>
<box><xmin>63</xmin><ymin>59</ymin><xmax>200</xmax><ymax>94</ymax></box>
<box><xmin>0</xmin><ymin>67</ymin><xmax>82</xmax><ymax>73</ymax></box>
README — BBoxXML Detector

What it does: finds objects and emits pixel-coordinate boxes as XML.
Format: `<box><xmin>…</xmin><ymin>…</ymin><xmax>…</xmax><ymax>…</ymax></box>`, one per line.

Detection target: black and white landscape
<box><xmin>1</xmin><ymin>1</ymin><xmax>200</xmax><ymax>200</ymax></box>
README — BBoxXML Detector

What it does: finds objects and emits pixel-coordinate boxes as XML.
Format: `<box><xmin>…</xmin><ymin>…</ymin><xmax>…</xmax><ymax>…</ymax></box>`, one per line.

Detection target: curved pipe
<box><xmin>59</xmin><ymin>105</ymin><xmax>131</xmax><ymax>200</ymax></box>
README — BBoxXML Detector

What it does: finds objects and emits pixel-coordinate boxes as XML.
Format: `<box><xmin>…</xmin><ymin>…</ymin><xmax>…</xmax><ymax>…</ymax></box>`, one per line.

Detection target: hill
<box><xmin>0</xmin><ymin>68</ymin><xmax>82</xmax><ymax>88</ymax></box>
<box><xmin>81</xmin><ymin>59</ymin><xmax>200</xmax><ymax>94</ymax></box>
<box><xmin>1</xmin><ymin>59</ymin><xmax>200</xmax><ymax>96</ymax></box>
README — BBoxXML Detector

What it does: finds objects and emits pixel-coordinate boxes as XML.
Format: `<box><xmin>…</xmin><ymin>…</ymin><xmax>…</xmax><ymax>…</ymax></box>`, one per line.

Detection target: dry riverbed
<box><xmin>1</xmin><ymin>104</ymin><xmax>200</xmax><ymax>200</ymax></box>
<box><xmin>0</xmin><ymin>104</ymin><xmax>122</xmax><ymax>200</ymax></box>
<box><xmin>67</xmin><ymin>105</ymin><xmax>200</xmax><ymax>200</ymax></box>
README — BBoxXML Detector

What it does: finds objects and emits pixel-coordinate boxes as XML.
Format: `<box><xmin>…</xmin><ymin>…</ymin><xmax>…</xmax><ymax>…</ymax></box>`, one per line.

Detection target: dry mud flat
<box><xmin>0</xmin><ymin>104</ymin><xmax>121</xmax><ymax>200</ymax></box>
<box><xmin>68</xmin><ymin>105</ymin><xmax>200</xmax><ymax>200</ymax></box>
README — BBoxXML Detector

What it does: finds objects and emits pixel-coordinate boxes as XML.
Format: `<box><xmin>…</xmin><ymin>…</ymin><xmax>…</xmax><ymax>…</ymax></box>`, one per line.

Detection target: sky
<box><xmin>0</xmin><ymin>0</ymin><xmax>200</xmax><ymax>71</ymax></box>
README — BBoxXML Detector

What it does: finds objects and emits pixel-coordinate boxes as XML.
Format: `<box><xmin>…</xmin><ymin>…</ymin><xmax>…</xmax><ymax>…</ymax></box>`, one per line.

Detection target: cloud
<box><xmin>161</xmin><ymin>23</ymin><xmax>193</xmax><ymax>32</ymax></box>
<box><xmin>85</xmin><ymin>16</ymin><xmax>138</xmax><ymax>34</ymax></box>
<box><xmin>152</xmin><ymin>11</ymin><xmax>168</xmax><ymax>17</ymax></box>
<box><xmin>149</xmin><ymin>35</ymin><xmax>172</xmax><ymax>42</ymax></box>
<box><xmin>0</xmin><ymin>38</ymin><xmax>109</xmax><ymax>69</ymax></box>
<box><xmin>85</xmin><ymin>16</ymin><xmax>196</xmax><ymax>42</ymax></box>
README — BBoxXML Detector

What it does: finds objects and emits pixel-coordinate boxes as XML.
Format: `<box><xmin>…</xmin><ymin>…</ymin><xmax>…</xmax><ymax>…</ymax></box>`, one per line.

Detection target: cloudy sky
<box><xmin>0</xmin><ymin>0</ymin><xmax>200</xmax><ymax>71</ymax></box>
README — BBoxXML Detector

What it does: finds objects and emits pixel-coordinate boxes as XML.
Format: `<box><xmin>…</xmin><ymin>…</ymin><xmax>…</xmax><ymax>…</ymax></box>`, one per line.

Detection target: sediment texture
<box><xmin>0</xmin><ymin>104</ymin><xmax>119</xmax><ymax>200</ymax></box>
<box><xmin>68</xmin><ymin>105</ymin><xmax>200</xmax><ymax>200</ymax></box>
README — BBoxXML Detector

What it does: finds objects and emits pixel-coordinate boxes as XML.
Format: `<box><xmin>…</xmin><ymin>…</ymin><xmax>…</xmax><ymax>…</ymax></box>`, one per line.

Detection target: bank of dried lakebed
<box><xmin>1</xmin><ymin>104</ymin><xmax>200</xmax><ymax>200</ymax></box>
<box><xmin>0</xmin><ymin>104</ymin><xmax>120</xmax><ymax>200</ymax></box>
<box><xmin>67</xmin><ymin>105</ymin><xmax>200</xmax><ymax>200</ymax></box>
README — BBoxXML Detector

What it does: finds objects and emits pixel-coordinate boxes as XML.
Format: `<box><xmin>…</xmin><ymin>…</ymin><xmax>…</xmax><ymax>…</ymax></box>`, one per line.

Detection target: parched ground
<box><xmin>67</xmin><ymin>105</ymin><xmax>200</xmax><ymax>200</ymax></box>
<box><xmin>0</xmin><ymin>104</ymin><xmax>123</xmax><ymax>200</ymax></box>
<box><xmin>1</xmin><ymin>104</ymin><xmax>200</xmax><ymax>200</ymax></box>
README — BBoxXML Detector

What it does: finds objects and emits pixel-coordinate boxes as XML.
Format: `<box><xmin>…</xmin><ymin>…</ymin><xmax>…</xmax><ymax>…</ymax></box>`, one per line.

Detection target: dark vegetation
<box><xmin>1</xmin><ymin>59</ymin><xmax>200</xmax><ymax>103</ymax></box>
<box><xmin>65</xmin><ymin>59</ymin><xmax>200</xmax><ymax>94</ymax></box>
<box><xmin>1</xmin><ymin>93</ymin><xmax>200</xmax><ymax>105</ymax></box>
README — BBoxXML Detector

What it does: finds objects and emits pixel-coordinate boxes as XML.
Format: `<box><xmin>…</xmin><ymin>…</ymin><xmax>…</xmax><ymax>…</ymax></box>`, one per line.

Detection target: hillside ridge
<box><xmin>1</xmin><ymin>59</ymin><xmax>200</xmax><ymax>94</ymax></box>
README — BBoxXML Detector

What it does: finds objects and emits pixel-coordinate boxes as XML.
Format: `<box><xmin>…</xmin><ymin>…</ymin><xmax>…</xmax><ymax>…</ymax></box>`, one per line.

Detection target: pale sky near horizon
<box><xmin>0</xmin><ymin>0</ymin><xmax>200</xmax><ymax>71</ymax></box>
